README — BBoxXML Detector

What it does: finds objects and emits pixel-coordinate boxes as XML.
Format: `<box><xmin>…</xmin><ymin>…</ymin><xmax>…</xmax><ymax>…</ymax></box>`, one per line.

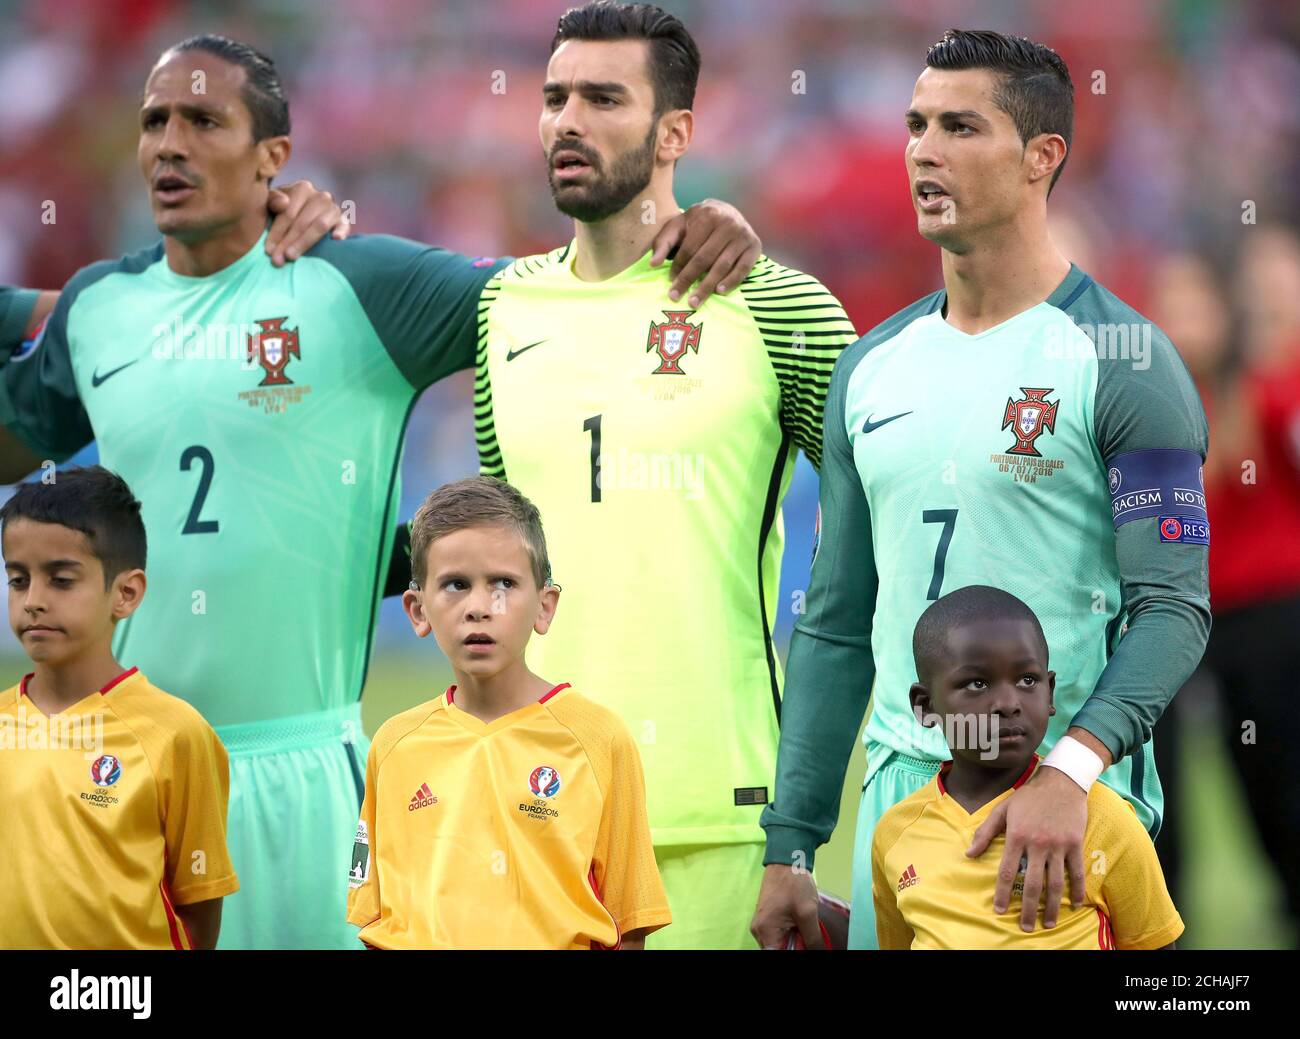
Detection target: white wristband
<box><xmin>1041</xmin><ymin>735</ymin><xmax>1105</xmax><ymax>793</ymax></box>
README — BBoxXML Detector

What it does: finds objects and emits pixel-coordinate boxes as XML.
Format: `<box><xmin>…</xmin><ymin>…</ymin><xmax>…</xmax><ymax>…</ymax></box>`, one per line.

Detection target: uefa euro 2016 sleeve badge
<box><xmin>349</xmin><ymin>819</ymin><xmax>369</xmax><ymax>887</ymax></box>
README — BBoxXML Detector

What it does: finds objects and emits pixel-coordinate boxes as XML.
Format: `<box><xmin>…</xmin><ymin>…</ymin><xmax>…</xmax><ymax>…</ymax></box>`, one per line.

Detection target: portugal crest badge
<box><xmin>646</xmin><ymin>310</ymin><xmax>702</xmax><ymax>375</ymax></box>
<box><xmin>247</xmin><ymin>316</ymin><xmax>301</xmax><ymax>386</ymax></box>
<box><xmin>1001</xmin><ymin>387</ymin><xmax>1059</xmax><ymax>457</ymax></box>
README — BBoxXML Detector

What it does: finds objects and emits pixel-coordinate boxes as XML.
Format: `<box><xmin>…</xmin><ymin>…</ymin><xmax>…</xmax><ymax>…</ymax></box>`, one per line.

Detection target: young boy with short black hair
<box><xmin>0</xmin><ymin>466</ymin><xmax>238</xmax><ymax>949</ymax></box>
<box><xmin>346</xmin><ymin>475</ymin><xmax>670</xmax><ymax>949</ymax></box>
<box><xmin>872</xmin><ymin>585</ymin><xmax>1182</xmax><ymax>950</ymax></box>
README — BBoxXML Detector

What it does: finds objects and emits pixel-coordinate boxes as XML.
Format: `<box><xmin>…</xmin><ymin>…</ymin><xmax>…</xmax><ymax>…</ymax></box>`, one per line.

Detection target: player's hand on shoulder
<box><xmin>650</xmin><ymin>198</ymin><xmax>761</xmax><ymax>308</ymax></box>
<box><xmin>265</xmin><ymin>179</ymin><xmax>352</xmax><ymax>267</ymax></box>
<box><xmin>750</xmin><ymin>862</ymin><xmax>822</xmax><ymax>950</ymax></box>
<box><xmin>967</xmin><ymin>766</ymin><xmax>1088</xmax><ymax>931</ymax></box>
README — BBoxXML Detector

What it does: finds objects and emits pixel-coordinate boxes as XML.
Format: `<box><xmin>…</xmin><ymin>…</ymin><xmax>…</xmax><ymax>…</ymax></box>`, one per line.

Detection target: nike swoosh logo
<box><xmin>91</xmin><ymin>360</ymin><xmax>139</xmax><ymax>388</ymax></box>
<box><xmin>861</xmin><ymin>411</ymin><xmax>913</xmax><ymax>434</ymax></box>
<box><xmin>506</xmin><ymin>339</ymin><xmax>548</xmax><ymax>362</ymax></box>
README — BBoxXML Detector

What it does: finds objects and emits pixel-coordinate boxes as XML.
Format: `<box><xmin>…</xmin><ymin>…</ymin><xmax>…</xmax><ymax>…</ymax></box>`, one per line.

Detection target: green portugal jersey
<box><xmin>475</xmin><ymin>244</ymin><xmax>858</xmax><ymax>846</ymax></box>
<box><xmin>0</xmin><ymin>234</ymin><xmax>507</xmax><ymax>727</ymax></box>
<box><xmin>762</xmin><ymin>264</ymin><xmax>1211</xmax><ymax>865</ymax></box>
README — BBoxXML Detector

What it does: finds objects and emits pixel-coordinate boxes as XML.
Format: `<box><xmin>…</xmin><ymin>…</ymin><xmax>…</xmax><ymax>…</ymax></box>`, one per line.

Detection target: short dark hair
<box><xmin>0</xmin><ymin>466</ymin><xmax>147</xmax><ymax>586</ymax></box>
<box><xmin>408</xmin><ymin>476</ymin><xmax>551</xmax><ymax>591</ymax></box>
<box><xmin>926</xmin><ymin>28</ymin><xmax>1074</xmax><ymax>192</ymax></box>
<box><xmin>167</xmin><ymin>34</ymin><xmax>291</xmax><ymax>141</ymax></box>
<box><xmin>551</xmin><ymin>1</ymin><xmax>701</xmax><ymax>115</ymax></box>
<box><xmin>912</xmin><ymin>585</ymin><xmax>1048</xmax><ymax>684</ymax></box>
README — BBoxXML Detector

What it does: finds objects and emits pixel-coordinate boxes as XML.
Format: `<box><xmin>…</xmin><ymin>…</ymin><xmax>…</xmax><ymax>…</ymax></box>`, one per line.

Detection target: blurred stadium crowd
<box><xmin>1</xmin><ymin>0</ymin><xmax>1298</xmax><ymax>944</ymax></box>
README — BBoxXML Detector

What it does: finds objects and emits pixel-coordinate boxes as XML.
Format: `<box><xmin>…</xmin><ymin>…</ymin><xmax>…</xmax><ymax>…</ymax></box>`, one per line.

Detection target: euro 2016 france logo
<box><xmin>90</xmin><ymin>755</ymin><xmax>122</xmax><ymax>787</ymax></box>
<box><xmin>529</xmin><ymin>766</ymin><xmax>561</xmax><ymax>799</ymax></box>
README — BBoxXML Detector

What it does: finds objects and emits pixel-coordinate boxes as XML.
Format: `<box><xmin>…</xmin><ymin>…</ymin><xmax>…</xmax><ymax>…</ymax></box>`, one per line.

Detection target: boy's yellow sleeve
<box><xmin>159</xmin><ymin>717</ymin><xmax>239</xmax><ymax>906</ymax></box>
<box><xmin>1095</xmin><ymin>796</ymin><xmax>1184</xmax><ymax>950</ymax></box>
<box><xmin>870</xmin><ymin>826</ymin><xmax>915</xmax><ymax>950</ymax></box>
<box><xmin>345</xmin><ymin>740</ymin><xmax>382</xmax><ymax>933</ymax></box>
<box><xmin>592</xmin><ymin>724</ymin><xmax>671</xmax><ymax>943</ymax></box>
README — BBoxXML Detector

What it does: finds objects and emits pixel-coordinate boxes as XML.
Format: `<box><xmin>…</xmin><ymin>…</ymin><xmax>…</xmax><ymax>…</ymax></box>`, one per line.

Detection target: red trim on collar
<box><xmin>446</xmin><ymin>682</ymin><xmax>571</xmax><ymax>706</ymax></box>
<box><xmin>19</xmin><ymin>666</ymin><xmax>137</xmax><ymax>697</ymax></box>
<box><xmin>99</xmin><ymin>666</ymin><xmax>139</xmax><ymax>695</ymax></box>
<box><xmin>1013</xmin><ymin>754</ymin><xmax>1041</xmax><ymax>789</ymax></box>
<box><xmin>936</xmin><ymin>754</ymin><xmax>1040</xmax><ymax>796</ymax></box>
<box><xmin>538</xmin><ymin>682</ymin><xmax>570</xmax><ymax>704</ymax></box>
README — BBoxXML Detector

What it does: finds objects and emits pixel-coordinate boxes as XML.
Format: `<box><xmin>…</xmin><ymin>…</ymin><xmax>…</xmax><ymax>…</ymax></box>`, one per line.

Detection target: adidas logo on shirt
<box><xmin>897</xmin><ymin>864</ymin><xmax>919</xmax><ymax>891</ymax></box>
<box><xmin>408</xmin><ymin>783</ymin><xmax>438</xmax><ymax>812</ymax></box>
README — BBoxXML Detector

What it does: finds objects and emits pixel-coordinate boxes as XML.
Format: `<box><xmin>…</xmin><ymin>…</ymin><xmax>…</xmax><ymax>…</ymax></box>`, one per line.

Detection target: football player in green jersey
<box><xmin>752</xmin><ymin>29</ymin><xmax>1209</xmax><ymax>949</ymax></box>
<box><xmin>470</xmin><ymin>2</ymin><xmax>858</xmax><ymax>948</ymax></box>
<box><xmin>0</xmin><ymin>177</ymin><xmax>351</xmax><ymax>459</ymax></box>
<box><xmin>0</xmin><ymin>32</ymin><xmax>758</xmax><ymax>949</ymax></box>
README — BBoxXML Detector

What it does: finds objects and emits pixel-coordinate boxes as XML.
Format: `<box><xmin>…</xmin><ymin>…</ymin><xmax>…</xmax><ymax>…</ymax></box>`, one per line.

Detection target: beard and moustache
<box><xmin>548</xmin><ymin>120</ymin><xmax>658</xmax><ymax>223</ymax></box>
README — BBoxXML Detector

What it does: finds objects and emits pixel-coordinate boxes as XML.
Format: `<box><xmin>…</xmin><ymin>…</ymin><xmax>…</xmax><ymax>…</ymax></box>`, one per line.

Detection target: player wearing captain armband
<box><xmin>753</xmin><ymin>29</ymin><xmax>1209</xmax><ymax>951</ymax></box>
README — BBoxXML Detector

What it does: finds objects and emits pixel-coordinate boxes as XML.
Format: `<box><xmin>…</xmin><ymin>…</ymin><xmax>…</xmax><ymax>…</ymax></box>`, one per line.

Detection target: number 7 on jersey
<box><xmin>922</xmin><ymin>509</ymin><xmax>957</xmax><ymax>600</ymax></box>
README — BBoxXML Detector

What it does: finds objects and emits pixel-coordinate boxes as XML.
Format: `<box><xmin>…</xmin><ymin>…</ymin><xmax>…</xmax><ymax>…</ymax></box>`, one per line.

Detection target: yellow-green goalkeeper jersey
<box><xmin>475</xmin><ymin>243</ymin><xmax>857</xmax><ymax>845</ymax></box>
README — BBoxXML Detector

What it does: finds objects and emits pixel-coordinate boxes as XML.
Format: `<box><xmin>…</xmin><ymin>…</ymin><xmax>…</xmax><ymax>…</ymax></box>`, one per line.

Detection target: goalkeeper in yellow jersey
<box><xmin>473</xmin><ymin>2</ymin><xmax>859</xmax><ymax>947</ymax></box>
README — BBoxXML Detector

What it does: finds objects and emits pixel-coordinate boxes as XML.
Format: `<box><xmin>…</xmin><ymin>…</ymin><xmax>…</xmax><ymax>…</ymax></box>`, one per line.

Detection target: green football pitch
<box><xmin>358</xmin><ymin>652</ymin><xmax>1293</xmax><ymax>950</ymax></box>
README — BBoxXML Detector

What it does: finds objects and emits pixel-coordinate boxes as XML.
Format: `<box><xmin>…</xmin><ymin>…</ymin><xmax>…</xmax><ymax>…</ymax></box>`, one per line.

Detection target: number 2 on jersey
<box><xmin>922</xmin><ymin>509</ymin><xmax>957</xmax><ymax>599</ymax></box>
<box><xmin>181</xmin><ymin>445</ymin><xmax>219</xmax><ymax>534</ymax></box>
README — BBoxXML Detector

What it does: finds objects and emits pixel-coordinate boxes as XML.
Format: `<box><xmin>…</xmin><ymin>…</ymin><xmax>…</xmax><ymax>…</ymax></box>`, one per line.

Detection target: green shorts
<box><xmin>215</xmin><ymin>703</ymin><xmax>369</xmax><ymax>950</ymax></box>
<box><xmin>848</xmin><ymin>745</ymin><xmax>942</xmax><ymax>950</ymax></box>
<box><xmin>646</xmin><ymin>842</ymin><xmax>766</xmax><ymax>950</ymax></box>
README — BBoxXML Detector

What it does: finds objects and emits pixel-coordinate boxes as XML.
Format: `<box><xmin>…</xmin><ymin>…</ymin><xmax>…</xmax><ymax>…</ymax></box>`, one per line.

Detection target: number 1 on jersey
<box><xmin>584</xmin><ymin>414</ymin><xmax>602</xmax><ymax>503</ymax></box>
<box><xmin>922</xmin><ymin>509</ymin><xmax>957</xmax><ymax>600</ymax></box>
